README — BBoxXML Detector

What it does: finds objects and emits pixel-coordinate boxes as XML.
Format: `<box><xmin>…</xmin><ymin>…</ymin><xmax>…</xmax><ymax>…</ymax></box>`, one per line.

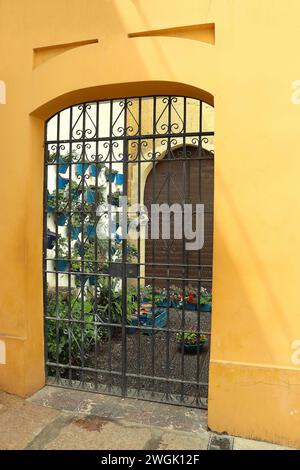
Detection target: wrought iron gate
<box><xmin>44</xmin><ymin>96</ymin><xmax>214</xmax><ymax>408</ymax></box>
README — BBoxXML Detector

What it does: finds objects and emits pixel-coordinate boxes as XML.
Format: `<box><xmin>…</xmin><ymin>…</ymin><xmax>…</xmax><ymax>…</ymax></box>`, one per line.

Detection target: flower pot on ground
<box><xmin>200</xmin><ymin>303</ymin><xmax>212</xmax><ymax>312</ymax></box>
<box><xmin>176</xmin><ymin>328</ymin><xmax>208</xmax><ymax>354</ymax></box>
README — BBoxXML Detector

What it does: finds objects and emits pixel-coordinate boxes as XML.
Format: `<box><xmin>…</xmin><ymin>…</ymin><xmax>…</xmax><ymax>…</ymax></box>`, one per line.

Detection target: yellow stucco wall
<box><xmin>1</xmin><ymin>0</ymin><xmax>300</xmax><ymax>447</ymax></box>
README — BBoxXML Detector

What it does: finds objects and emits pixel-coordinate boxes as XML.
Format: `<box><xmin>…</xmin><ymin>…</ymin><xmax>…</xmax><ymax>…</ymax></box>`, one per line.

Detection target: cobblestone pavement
<box><xmin>0</xmin><ymin>386</ymin><xmax>294</xmax><ymax>450</ymax></box>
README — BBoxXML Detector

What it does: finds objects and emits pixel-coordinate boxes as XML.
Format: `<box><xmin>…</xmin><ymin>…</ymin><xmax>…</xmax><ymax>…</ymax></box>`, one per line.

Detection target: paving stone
<box><xmin>0</xmin><ymin>400</ymin><xmax>59</xmax><ymax>450</ymax></box>
<box><xmin>45</xmin><ymin>417</ymin><xmax>152</xmax><ymax>450</ymax></box>
<box><xmin>233</xmin><ymin>437</ymin><xmax>293</xmax><ymax>451</ymax></box>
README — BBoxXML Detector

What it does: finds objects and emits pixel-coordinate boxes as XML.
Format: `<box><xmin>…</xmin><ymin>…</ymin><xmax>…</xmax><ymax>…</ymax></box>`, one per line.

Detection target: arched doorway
<box><xmin>44</xmin><ymin>95</ymin><xmax>214</xmax><ymax>408</ymax></box>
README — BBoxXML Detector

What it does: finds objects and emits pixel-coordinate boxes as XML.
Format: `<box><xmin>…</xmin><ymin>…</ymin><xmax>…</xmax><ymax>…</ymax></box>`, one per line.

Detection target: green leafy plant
<box><xmin>176</xmin><ymin>326</ymin><xmax>208</xmax><ymax>346</ymax></box>
<box><xmin>46</xmin><ymin>291</ymin><xmax>105</xmax><ymax>367</ymax></box>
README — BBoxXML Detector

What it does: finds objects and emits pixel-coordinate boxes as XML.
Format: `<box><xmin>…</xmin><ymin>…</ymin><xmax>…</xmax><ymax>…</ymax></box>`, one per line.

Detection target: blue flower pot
<box><xmin>47</xmin><ymin>194</ymin><xmax>55</xmax><ymax>213</ymax></box>
<box><xmin>75</xmin><ymin>273</ymin><xmax>89</xmax><ymax>285</ymax></box>
<box><xmin>86</xmin><ymin>224</ymin><xmax>95</xmax><ymax>239</ymax></box>
<box><xmin>116</xmin><ymin>174</ymin><xmax>124</xmax><ymax>185</ymax></box>
<box><xmin>58</xmin><ymin>175</ymin><xmax>69</xmax><ymax>190</ymax></box>
<box><xmin>182</xmin><ymin>303</ymin><xmax>197</xmax><ymax>311</ymax></box>
<box><xmin>58</xmin><ymin>158</ymin><xmax>69</xmax><ymax>174</ymax></box>
<box><xmin>74</xmin><ymin>242</ymin><xmax>84</xmax><ymax>257</ymax></box>
<box><xmin>55</xmin><ymin>259</ymin><xmax>68</xmax><ymax>272</ymax></box>
<box><xmin>56</xmin><ymin>213</ymin><xmax>67</xmax><ymax>226</ymax></box>
<box><xmin>89</xmin><ymin>275</ymin><xmax>96</xmax><ymax>285</ymax></box>
<box><xmin>86</xmin><ymin>190</ymin><xmax>95</xmax><ymax>204</ymax></box>
<box><xmin>47</xmin><ymin>232</ymin><xmax>56</xmax><ymax>250</ymax></box>
<box><xmin>70</xmin><ymin>226</ymin><xmax>81</xmax><ymax>240</ymax></box>
<box><xmin>200</xmin><ymin>303</ymin><xmax>212</xmax><ymax>312</ymax></box>
<box><xmin>76</xmin><ymin>163</ymin><xmax>89</xmax><ymax>176</ymax></box>
<box><xmin>106</xmin><ymin>173</ymin><xmax>116</xmax><ymax>183</ymax></box>
<box><xmin>90</xmin><ymin>164</ymin><xmax>103</xmax><ymax>177</ymax></box>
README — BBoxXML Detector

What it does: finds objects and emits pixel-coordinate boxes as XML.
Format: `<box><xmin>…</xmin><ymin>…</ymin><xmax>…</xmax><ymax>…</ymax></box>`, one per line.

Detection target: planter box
<box><xmin>200</xmin><ymin>303</ymin><xmax>212</xmax><ymax>312</ymax></box>
<box><xmin>181</xmin><ymin>303</ymin><xmax>212</xmax><ymax>312</ymax></box>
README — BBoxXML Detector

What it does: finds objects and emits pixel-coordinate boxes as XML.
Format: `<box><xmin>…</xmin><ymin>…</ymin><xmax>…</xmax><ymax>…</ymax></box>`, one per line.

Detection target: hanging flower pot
<box><xmin>58</xmin><ymin>158</ymin><xmax>69</xmax><ymax>175</ymax></box>
<box><xmin>58</xmin><ymin>175</ymin><xmax>69</xmax><ymax>190</ymax></box>
<box><xmin>55</xmin><ymin>259</ymin><xmax>68</xmax><ymax>272</ymax></box>
<box><xmin>86</xmin><ymin>224</ymin><xmax>95</xmax><ymax>239</ymax></box>
<box><xmin>70</xmin><ymin>226</ymin><xmax>81</xmax><ymax>240</ymax></box>
<box><xmin>76</xmin><ymin>163</ymin><xmax>89</xmax><ymax>176</ymax></box>
<box><xmin>75</xmin><ymin>272</ymin><xmax>89</xmax><ymax>286</ymax></box>
<box><xmin>86</xmin><ymin>189</ymin><xmax>95</xmax><ymax>204</ymax></box>
<box><xmin>56</xmin><ymin>213</ymin><xmax>68</xmax><ymax>226</ymax></box>
<box><xmin>105</xmin><ymin>171</ymin><xmax>117</xmax><ymax>183</ymax></box>
<box><xmin>47</xmin><ymin>194</ymin><xmax>55</xmax><ymax>213</ymax></box>
<box><xmin>47</xmin><ymin>231</ymin><xmax>57</xmax><ymax>250</ymax></box>
<box><xmin>116</xmin><ymin>173</ymin><xmax>124</xmax><ymax>185</ymax></box>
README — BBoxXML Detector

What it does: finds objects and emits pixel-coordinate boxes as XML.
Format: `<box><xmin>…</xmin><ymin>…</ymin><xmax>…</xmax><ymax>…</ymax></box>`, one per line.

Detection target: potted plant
<box><xmin>90</xmin><ymin>161</ymin><xmax>105</xmax><ymax>177</ymax></box>
<box><xmin>47</xmin><ymin>189</ymin><xmax>68</xmax><ymax>226</ymax></box>
<box><xmin>58</xmin><ymin>153</ymin><xmax>73</xmax><ymax>175</ymax></box>
<box><xmin>76</xmin><ymin>161</ymin><xmax>89</xmax><ymax>176</ymax></box>
<box><xmin>108</xmin><ymin>189</ymin><xmax>121</xmax><ymax>207</ymax></box>
<box><xmin>55</xmin><ymin>237</ymin><xmax>69</xmax><ymax>272</ymax></box>
<box><xmin>176</xmin><ymin>327</ymin><xmax>208</xmax><ymax>353</ymax></box>
<box><xmin>69</xmin><ymin>212</ymin><xmax>83</xmax><ymax>240</ymax></box>
<box><xmin>116</xmin><ymin>173</ymin><xmax>124</xmax><ymax>185</ymax></box>
<box><xmin>68</xmin><ymin>180</ymin><xmax>82</xmax><ymax>201</ymax></box>
<box><xmin>85</xmin><ymin>184</ymin><xmax>106</xmax><ymax>205</ymax></box>
<box><xmin>105</xmin><ymin>167</ymin><xmax>118</xmax><ymax>183</ymax></box>
<box><xmin>200</xmin><ymin>287</ymin><xmax>212</xmax><ymax>312</ymax></box>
